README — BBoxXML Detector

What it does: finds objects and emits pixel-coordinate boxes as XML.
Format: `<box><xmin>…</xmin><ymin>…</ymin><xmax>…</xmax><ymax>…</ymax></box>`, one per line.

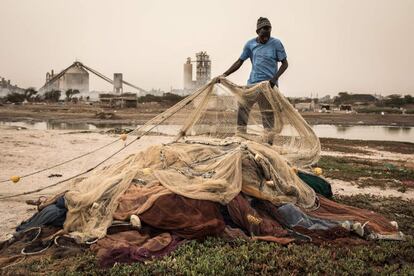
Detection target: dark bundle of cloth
<box><xmin>16</xmin><ymin>196</ymin><xmax>67</xmax><ymax>232</ymax></box>
<box><xmin>1</xmin><ymin>173</ymin><xmax>402</xmax><ymax>268</ymax></box>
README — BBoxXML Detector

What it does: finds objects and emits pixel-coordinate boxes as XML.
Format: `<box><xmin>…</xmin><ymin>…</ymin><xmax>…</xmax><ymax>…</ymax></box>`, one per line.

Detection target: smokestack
<box><xmin>113</xmin><ymin>73</ymin><xmax>123</xmax><ymax>93</ymax></box>
<box><xmin>183</xmin><ymin>57</ymin><xmax>193</xmax><ymax>90</ymax></box>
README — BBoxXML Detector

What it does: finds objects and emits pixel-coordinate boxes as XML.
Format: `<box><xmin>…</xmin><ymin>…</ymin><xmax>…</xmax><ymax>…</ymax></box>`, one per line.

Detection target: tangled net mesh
<box><xmin>64</xmin><ymin>77</ymin><xmax>322</xmax><ymax>241</ymax></box>
<box><xmin>130</xmin><ymin>77</ymin><xmax>320</xmax><ymax>167</ymax></box>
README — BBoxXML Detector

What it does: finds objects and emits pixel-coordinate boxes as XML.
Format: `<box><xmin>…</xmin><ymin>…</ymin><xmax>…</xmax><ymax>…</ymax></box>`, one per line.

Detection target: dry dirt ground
<box><xmin>0</xmin><ymin>125</ymin><xmax>413</xmax><ymax>241</ymax></box>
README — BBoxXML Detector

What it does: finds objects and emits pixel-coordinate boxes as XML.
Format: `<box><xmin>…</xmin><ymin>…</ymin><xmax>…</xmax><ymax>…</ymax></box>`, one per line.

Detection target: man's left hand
<box><xmin>269</xmin><ymin>79</ymin><xmax>277</xmax><ymax>88</ymax></box>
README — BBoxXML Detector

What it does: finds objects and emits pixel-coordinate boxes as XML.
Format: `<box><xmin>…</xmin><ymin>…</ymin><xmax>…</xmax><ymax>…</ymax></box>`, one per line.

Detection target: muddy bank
<box><xmin>302</xmin><ymin>112</ymin><xmax>414</xmax><ymax>127</ymax></box>
<box><xmin>320</xmin><ymin>137</ymin><xmax>414</xmax><ymax>154</ymax></box>
<box><xmin>1</xmin><ymin>104</ymin><xmax>413</xmax><ymax>127</ymax></box>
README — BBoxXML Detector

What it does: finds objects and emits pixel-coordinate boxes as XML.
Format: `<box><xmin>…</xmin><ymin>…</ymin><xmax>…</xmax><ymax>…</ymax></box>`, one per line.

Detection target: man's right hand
<box><xmin>215</xmin><ymin>74</ymin><xmax>227</xmax><ymax>84</ymax></box>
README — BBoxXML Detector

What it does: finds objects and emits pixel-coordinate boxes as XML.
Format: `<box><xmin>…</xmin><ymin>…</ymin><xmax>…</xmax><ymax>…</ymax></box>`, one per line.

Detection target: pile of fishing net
<box><xmin>0</xmin><ymin>78</ymin><xmax>405</xmax><ymax>268</ymax></box>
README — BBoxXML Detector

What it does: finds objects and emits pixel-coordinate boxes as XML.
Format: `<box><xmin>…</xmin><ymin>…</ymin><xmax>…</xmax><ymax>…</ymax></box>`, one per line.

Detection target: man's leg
<box><xmin>257</xmin><ymin>93</ymin><xmax>274</xmax><ymax>130</ymax></box>
<box><xmin>236</xmin><ymin>105</ymin><xmax>250</xmax><ymax>133</ymax></box>
<box><xmin>236</xmin><ymin>99</ymin><xmax>253</xmax><ymax>134</ymax></box>
<box><xmin>257</xmin><ymin>93</ymin><xmax>275</xmax><ymax>144</ymax></box>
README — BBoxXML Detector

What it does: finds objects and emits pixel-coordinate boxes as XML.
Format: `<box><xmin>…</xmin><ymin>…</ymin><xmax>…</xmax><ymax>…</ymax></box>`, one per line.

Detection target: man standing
<box><xmin>220</xmin><ymin>17</ymin><xmax>288</xmax><ymax>136</ymax></box>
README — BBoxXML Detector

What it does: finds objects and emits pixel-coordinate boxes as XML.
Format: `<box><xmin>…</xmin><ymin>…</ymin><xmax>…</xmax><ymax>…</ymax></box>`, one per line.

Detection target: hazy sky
<box><xmin>1</xmin><ymin>0</ymin><xmax>413</xmax><ymax>97</ymax></box>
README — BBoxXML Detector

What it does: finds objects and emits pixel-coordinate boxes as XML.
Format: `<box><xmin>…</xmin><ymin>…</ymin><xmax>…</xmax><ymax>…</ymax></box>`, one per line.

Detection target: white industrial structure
<box><xmin>183</xmin><ymin>51</ymin><xmax>211</xmax><ymax>90</ymax></box>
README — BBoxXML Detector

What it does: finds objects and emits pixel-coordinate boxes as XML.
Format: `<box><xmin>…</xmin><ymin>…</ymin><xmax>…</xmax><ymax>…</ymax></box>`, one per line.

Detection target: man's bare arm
<box><xmin>222</xmin><ymin>59</ymin><xmax>244</xmax><ymax>77</ymax></box>
<box><xmin>270</xmin><ymin>58</ymin><xmax>288</xmax><ymax>88</ymax></box>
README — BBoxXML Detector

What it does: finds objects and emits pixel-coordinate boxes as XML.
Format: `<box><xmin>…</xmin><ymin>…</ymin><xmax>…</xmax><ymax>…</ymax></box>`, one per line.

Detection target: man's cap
<box><xmin>257</xmin><ymin>17</ymin><xmax>272</xmax><ymax>31</ymax></box>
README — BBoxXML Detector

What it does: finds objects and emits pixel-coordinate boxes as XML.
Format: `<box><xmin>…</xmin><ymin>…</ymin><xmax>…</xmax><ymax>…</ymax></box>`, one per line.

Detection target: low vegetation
<box><xmin>317</xmin><ymin>156</ymin><xmax>414</xmax><ymax>190</ymax></box>
<box><xmin>2</xmin><ymin>195</ymin><xmax>413</xmax><ymax>275</ymax></box>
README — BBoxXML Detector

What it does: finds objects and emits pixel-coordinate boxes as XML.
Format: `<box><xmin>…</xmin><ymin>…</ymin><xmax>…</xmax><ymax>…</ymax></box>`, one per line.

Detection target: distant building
<box><xmin>44</xmin><ymin>62</ymin><xmax>89</xmax><ymax>93</ymax></box>
<box><xmin>339</xmin><ymin>104</ymin><xmax>352</xmax><ymax>111</ymax></box>
<box><xmin>295</xmin><ymin>100</ymin><xmax>316</xmax><ymax>112</ymax></box>
<box><xmin>99</xmin><ymin>92</ymin><xmax>138</xmax><ymax>108</ymax></box>
<box><xmin>320</xmin><ymin>104</ymin><xmax>332</xmax><ymax>112</ymax></box>
<box><xmin>183</xmin><ymin>52</ymin><xmax>211</xmax><ymax>90</ymax></box>
<box><xmin>0</xmin><ymin>76</ymin><xmax>24</xmax><ymax>95</ymax></box>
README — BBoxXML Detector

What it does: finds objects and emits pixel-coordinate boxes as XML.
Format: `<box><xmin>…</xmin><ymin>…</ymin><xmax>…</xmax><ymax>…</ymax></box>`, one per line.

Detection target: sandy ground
<box><xmin>329</xmin><ymin>178</ymin><xmax>414</xmax><ymax>200</ymax></box>
<box><xmin>0</xmin><ymin>125</ymin><xmax>412</xmax><ymax>241</ymax></box>
<box><xmin>321</xmin><ymin>148</ymin><xmax>414</xmax><ymax>164</ymax></box>
<box><xmin>0</xmin><ymin>126</ymin><xmax>174</xmax><ymax>241</ymax></box>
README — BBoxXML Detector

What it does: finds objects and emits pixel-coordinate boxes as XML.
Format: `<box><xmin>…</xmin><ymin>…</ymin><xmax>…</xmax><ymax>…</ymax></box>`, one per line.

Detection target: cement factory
<box><xmin>41</xmin><ymin>61</ymin><xmax>146</xmax><ymax>95</ymax></box>
<box><xmin>41</xmin><ymin>51</ymin><xmax>211</xmax><ymax>96</ymax></box>
<box><xmin>183</xmin><ymin>51</ymin><xmax>211</xmax><ymax>90</ymax></box>
<box><xmin>1</xmin><ymin>51</ymin><xmax>211</xmax><ymax>107</ymax></box>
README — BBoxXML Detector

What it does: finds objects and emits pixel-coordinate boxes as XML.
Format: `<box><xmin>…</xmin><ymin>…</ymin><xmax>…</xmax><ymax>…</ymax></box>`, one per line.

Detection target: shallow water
<box><xmin>1</xmin><ymin>121</ymin><xmax>412</xmax><ymax>143</ymax></box>
<box><xmin>312</xmin><ymin>124</ymin><xmax>413</xmax><ymax>143</ymax></box>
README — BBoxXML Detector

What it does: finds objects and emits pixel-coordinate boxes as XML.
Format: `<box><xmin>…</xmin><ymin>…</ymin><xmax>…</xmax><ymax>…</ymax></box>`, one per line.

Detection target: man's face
<box><xmin>257</xmin><ymin>26</ymin><xmax>271</xmax><ymax>43</ymax></box>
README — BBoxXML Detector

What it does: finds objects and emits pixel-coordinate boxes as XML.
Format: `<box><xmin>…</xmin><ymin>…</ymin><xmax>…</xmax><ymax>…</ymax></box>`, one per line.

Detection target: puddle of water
<box><xmin>312</xmin><ymin>124</ymin><xmax>413</xmax><ymax>143</ymax></box>
<box><xmin>0</xmin><ymin>121</ymin><xmax>97</xmax><ymax>130</ymax></box>
<box><xmin>1</xmin><ymin>121</ymin><xmax>412</xmax><ymax>143</ymax></box>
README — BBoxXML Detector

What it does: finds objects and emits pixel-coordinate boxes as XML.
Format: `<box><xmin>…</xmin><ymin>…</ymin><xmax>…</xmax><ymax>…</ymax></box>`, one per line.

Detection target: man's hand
<box><xmin>269</xmin><ymin>79</ymin><xmax>277</xmax><ymax>88</ymax></box>
<box><xmin>270</xmin><ymin>58</ymin><xmax>288</xmax><ymax>88</ymax></box>
<box><xmin>215</xmin><ymin>74</ymin><xmax>227</xmax><ymax>84</ymax></box>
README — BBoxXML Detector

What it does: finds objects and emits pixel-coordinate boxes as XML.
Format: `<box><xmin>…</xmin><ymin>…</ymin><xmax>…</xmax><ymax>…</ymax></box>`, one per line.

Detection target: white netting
<box><xmin>130</xmin><ymin>77</ymin><xmax>320</xmax><ymax>167</ymax></box>
<box><xmin>63</xmin><ymin>78</ymin><xmax>321</xmax><ymax>241</ymax></box>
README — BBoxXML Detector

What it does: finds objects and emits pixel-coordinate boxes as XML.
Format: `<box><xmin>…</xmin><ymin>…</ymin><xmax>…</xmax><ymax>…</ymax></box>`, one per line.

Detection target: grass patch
<box><xmin>320</xmin><ymin>138</ymin><xmax>371</xmax><ymax>154</ymax></box>
<box><xmin>355</xmin><ymin>107</ymin><xmax>403</xmax><ymax>114</ymax></box>
<box><xmin>317</xmin><ymin>156</ymin><xmax>414</xmax><ymax>189</ymax></box>
<box><xmin>2</xmin><ymin>196</ymin><xmax>414</xmax><ymax>275</ymax></box>
<box><xmin>335</xmin><ymin>194</ymin><xmax>414</xmax><ymax>236</ymax></box>
<box><xmin>320</xmin><ymin>138</ymin><xmax>414</xmax><ymax>155</ymax></box>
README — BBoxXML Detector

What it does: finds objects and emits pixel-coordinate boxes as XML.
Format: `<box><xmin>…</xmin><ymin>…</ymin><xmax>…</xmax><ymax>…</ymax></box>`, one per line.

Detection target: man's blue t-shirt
<box><xmin>240</xmin><ymin>37</ymin><xmax>287</xmax><ymax>85</ymax></box>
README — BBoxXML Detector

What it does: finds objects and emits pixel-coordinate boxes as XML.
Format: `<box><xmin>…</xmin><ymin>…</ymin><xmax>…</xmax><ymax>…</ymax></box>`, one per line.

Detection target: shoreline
<box><xmin>1</xmin><ymin>104</ymin><xmax>414</xmax><ymax>127</ymax></box>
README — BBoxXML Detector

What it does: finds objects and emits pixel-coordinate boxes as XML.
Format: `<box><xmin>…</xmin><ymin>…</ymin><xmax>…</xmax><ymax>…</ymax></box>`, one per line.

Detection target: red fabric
<box><xmin>227</xmin><ymin>194</ymin><xmax>289</xmax><ymax>238</ymax></box>
<box><xmin>305</xmin><ymin>196</ymin><xmax>397</xmax><ymax>235</ymax></box>
<box><xmin>139</xmin><ymin>194</ymin><xmax>225</xmax><ymax>239</ymax></box>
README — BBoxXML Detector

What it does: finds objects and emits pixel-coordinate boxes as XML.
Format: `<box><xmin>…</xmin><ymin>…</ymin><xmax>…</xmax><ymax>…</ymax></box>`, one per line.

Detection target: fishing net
<box><xmin>64</xmin><ymin>77</ymin><xmax>321</xmax><ymax>242</ymax></box>
<box><xmin>129</xmin><ymin>77</ymin><xmax>320</xmax><ymax>167</ymax></box>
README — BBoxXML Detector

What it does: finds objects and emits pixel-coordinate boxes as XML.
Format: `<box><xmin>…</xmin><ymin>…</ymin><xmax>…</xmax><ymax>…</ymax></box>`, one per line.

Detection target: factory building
<box><xmin>45</xmin><ymin>62</ymin><xmax>89</xmax><ymax>92</ymax></box>
<box><xmin>183</xmin><ymin>51</ymin><xmax>211</xmax><ymax>90</ymax></box>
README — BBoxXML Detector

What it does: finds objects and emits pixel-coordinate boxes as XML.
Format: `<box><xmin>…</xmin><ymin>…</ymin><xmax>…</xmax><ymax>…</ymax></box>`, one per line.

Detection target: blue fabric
<box><xmin>239</xmin><ymin>37</ymin><xmax>287</xmax><ymax>85</ymax></box>
<box><xmin>16</xmin><ymin>197</ymin><xmax>67</xmax><ymax>232</ymax></box>
<box><xmin>275</xmin><ymin>203</ymin><xmax>338</xmax><ymax>231</ymax></box>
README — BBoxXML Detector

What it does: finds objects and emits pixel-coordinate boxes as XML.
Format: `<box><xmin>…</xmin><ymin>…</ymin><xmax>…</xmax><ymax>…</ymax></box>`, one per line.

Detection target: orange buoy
<box><xmin>142</xmin><ymin>168</ymin><xmax>153</xmax><ymax>175</ymax></box>
<box><xmin>120</xmin><ymin>134</ymin><xmax>128</xmax><ymax>141</ymax></box>
<box><xmin>10</xmin><ymin>175</ymin><xmax>21</xmax><ymax>183</ymax></box>
<box><xmin>313</xmin><ymin>167</ymin><xmax>323</xmax><ymax>176</ymax></box>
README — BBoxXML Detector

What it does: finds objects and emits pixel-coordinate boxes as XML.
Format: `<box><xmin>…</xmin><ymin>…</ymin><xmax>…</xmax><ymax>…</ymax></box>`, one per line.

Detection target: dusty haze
<box><xmin>0</xmin><ymin>0</ymin><xmax>413</xmax><ymax>97</ymax></box>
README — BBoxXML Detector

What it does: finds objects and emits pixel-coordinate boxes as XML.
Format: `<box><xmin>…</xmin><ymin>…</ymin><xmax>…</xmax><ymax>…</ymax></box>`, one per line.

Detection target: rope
<box><xmin>0</xmin><ymin>137</ymin><xmax>138</xmax><ymax>200</ymax></box>
<box><xmin>0</xmin><ymin>82</ymin><xmax>210</xmax><ymax>199</ymax></box>
<box><xmin>0</xmin><ymin>76</ymin><xmax>209</xmax><ymax>183</ymax></box>
<box><xmin>0</xmin><ymin>138</ymin><xmax>121</xmax><ymax>183</ymax></box>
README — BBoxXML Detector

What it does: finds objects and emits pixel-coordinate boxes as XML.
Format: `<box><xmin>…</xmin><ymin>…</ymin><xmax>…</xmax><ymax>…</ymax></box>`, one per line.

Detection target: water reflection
<box><xmin>335</xmin><ymin>125</ymin><xmax>351</xmax><ymax>133</ymax></box>
<box><xmin>1</xmin><ymin>121</ymin><xmax>413</xmax><ymax>143</ymax></box>
<box><xmin>385</xmin><ymin>127</ymin><xmax>401</xmax><ymax>133</ymax></box>
<box><xmin>312</xmin><ymin>125</ymin><xmax>413</xmax><ymax>142</ymax></box>
<box><xmin>0</xmin><ymin>121</ymin><xmax>97</xmax><ymax>130</ymax></box>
